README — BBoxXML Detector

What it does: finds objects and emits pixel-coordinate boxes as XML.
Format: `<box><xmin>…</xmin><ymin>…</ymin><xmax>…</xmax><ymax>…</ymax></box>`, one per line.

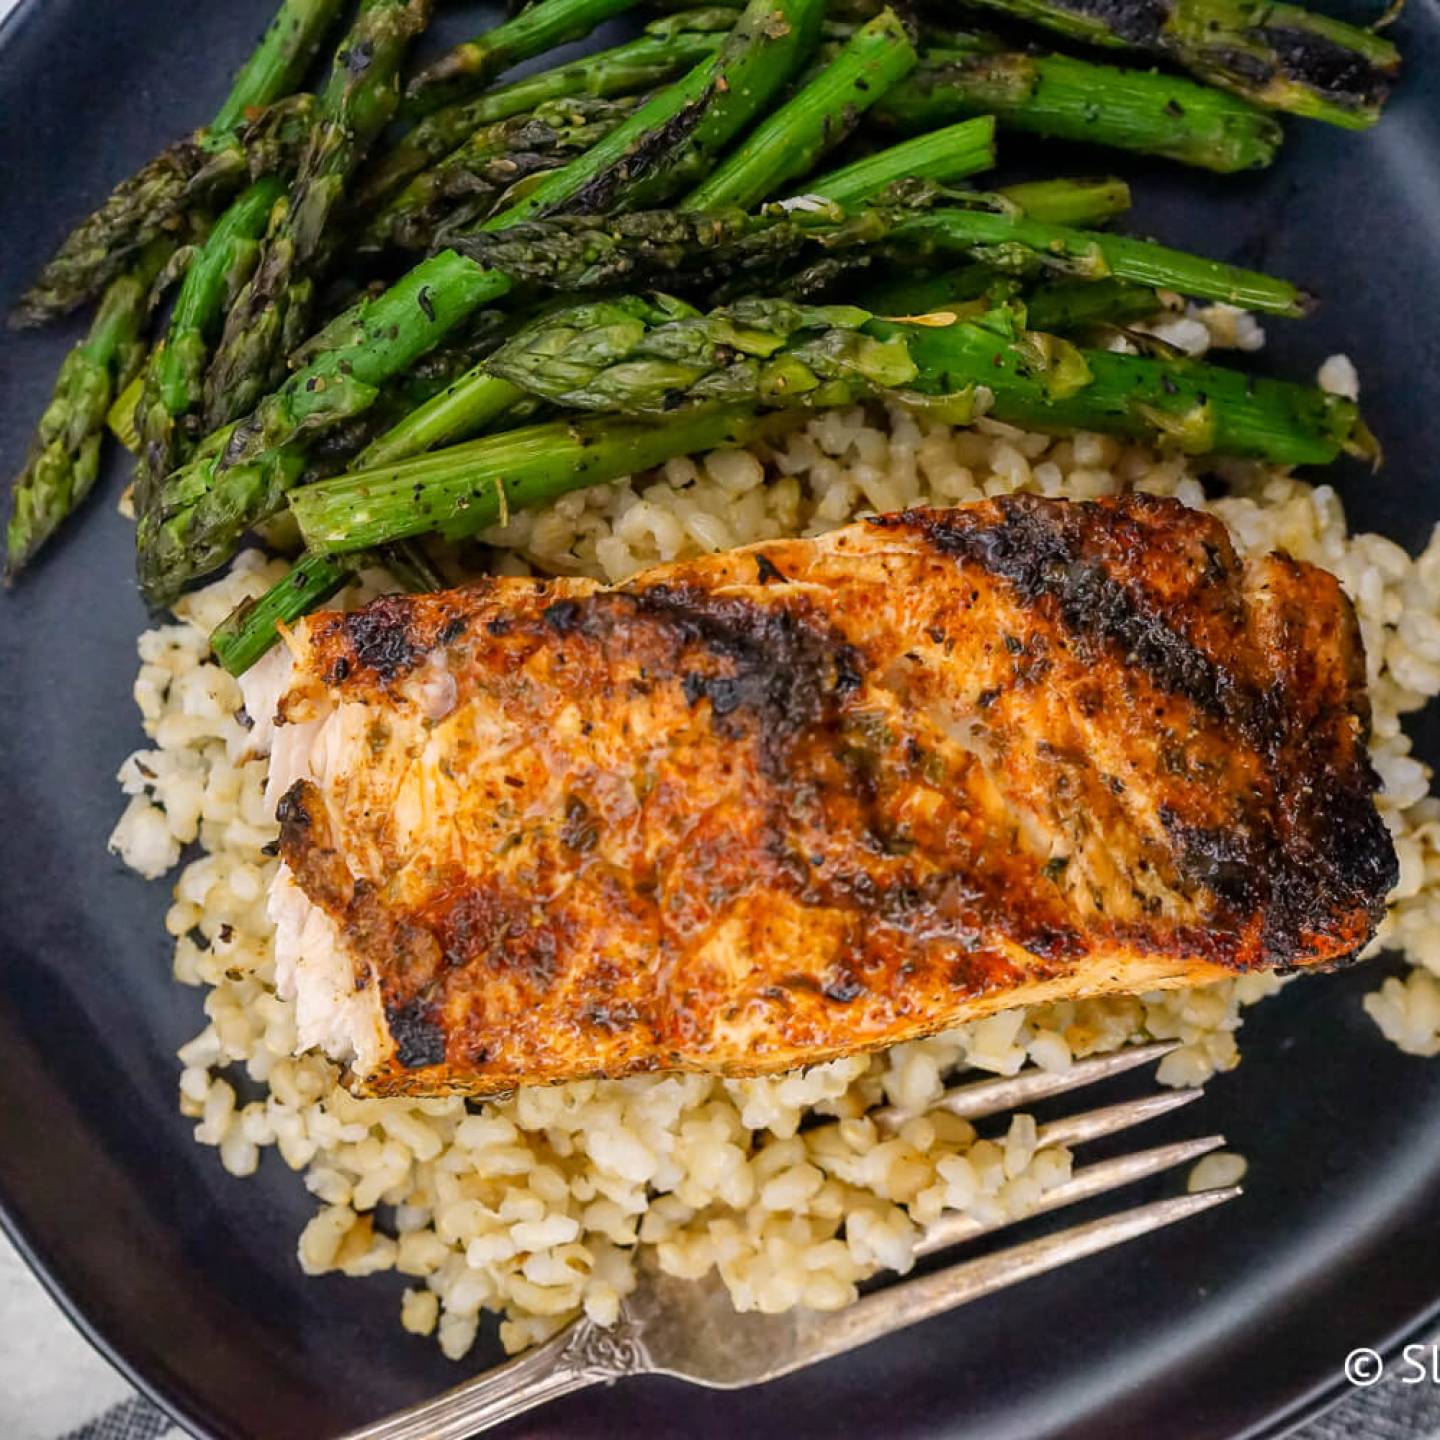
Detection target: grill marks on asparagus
<box><xmin>557</xmin><ymin>88</ymin><xmax>720</xmax><ymax>216</ymax></box>
<box><xmin>354</xmin><ymin>25</ymin><xmax>728</xmax><ymax>211</ymax></box>
<box><xmin>874</xmin><ymin>47</ymin><xmax>1283</xmax><ymax>172</ymax></box>
<box><xmin>6</xmin><ymin>239</ymin><xmax>172</xmax><ymax>578</ymax></box>
<box><xmin>11</xmin><ymin>0</ymin><xmax>343</xmax><ymax>325</ymax></box>
<box><xmin>954</xmin><ymin>0</ymin><xmax>1399</xmax><ymax>127</ymax></box>
<box><xmin>485</xmin><ymin>0</ymin><xmax>826</xmax><ymax>227</ymax></box>
<box><xmin>363</xmin><ymin>98</ymin><xmax>641</xmax><ymax>254</ymax></box>
<box><xmin>452</xmin><ymin>196</ymin><xmax>1303</xmax><ymax>314</ymax></box>
<box><xmin>203</xmin><ymin>0</ymin><xmax>433</xmax><ymax>430</ymax></box>
<box><xmin>132</xmin><ymin>0</ymin><xmax>828</xmax><ymax>603</ymax></box>
<box><xmin>1253</xmin><ymin>23</ymin><xmax>1390</xmax><ymax>111</ymax></box>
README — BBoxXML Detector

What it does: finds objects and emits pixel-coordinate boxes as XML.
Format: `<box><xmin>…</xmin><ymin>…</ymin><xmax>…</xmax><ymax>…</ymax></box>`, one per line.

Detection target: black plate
<box><xmin>2</xmin><ymin>3</ymin><xmax>1440</xmax><ymax>1437</ymax></box>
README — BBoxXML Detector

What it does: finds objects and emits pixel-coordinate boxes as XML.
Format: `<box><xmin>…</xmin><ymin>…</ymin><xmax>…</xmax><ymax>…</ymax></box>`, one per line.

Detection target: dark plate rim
<box><xmin>1</xmin><ymin>0</ymin><xmax>1437</xmax><ymax>1436</ymax></box>
<box><xmin>0</xmin><ymin>0</ymin><xmax>220</xmax><ymax>1429</ymax></box>
<box><xmin>5</xmin><ymin>1147</ymin><xmax>1440</xmax><ymax>1440</ymax></box>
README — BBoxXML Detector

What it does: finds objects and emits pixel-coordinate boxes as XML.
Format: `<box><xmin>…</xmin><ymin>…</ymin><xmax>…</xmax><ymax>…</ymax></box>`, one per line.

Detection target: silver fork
<box><xmin>341</xmin><ymin>1041</ymin><xmax>1237</xmax><ymax>1440</ymax></box>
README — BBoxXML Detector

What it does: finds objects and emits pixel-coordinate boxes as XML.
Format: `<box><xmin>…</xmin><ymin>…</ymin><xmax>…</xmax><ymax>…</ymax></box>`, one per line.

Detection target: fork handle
<box><xmin>337</xmin><ymin>1321</ymin><xmax>607</xmax><ymax>1440</ymax></box>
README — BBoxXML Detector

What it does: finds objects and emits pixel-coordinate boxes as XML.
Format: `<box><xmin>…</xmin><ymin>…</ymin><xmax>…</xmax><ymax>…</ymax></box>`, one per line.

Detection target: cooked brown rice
<box><xmin>109</xmin><ymin>351</ymin><xmax>1440</xmax><ymax>1357</ymax></box>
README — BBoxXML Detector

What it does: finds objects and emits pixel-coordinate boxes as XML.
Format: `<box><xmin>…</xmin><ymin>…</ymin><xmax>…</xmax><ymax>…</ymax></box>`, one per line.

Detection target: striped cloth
<box><xmin>60</xmin><ymin>1400</ymin><xmax>178</xmax><ymax>1440</ymax></box>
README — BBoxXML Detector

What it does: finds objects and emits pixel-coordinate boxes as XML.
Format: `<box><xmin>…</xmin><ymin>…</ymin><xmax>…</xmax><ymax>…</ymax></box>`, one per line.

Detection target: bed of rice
<box><xmin>107</xmin><ymin>326</ymin><xmax>1440</xmax><ymax>1360</ymax></box>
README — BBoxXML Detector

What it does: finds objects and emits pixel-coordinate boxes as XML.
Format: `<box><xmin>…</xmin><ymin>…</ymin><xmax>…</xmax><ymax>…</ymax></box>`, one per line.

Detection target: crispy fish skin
<box><xmin>266</xmin><ymin>493</ymin><xmax>1396</xmax><ymax>1096</ymax></box>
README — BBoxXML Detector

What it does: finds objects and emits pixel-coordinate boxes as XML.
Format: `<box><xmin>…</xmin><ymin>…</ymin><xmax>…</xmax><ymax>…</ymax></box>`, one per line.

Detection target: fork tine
<box><xmin>788</xmin><ymin>1187</ymin><xmax>1241</xmax><ymax>1376</ymax></box>
<box><xmin>1036</xmin><ymin>1086</ymin><xmax>1203</xmax><ymax>1150</ymax></box>
<box><xmin>872</xmin><ymin>1040</ymin><xmax>1180</xmax><ymax>1131</ymax></box>
<box><xmin>914</xmin><ymin>1133</ymin><xmax>1227</xmax><ymax>1258</ymax></box>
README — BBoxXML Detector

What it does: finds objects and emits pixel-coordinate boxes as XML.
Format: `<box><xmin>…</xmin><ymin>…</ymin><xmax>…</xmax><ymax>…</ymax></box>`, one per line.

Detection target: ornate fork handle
<box><xmin>339</xmin><ymin>1312</ymin><xmax>650</xmax><ymax>1440</ymax></box>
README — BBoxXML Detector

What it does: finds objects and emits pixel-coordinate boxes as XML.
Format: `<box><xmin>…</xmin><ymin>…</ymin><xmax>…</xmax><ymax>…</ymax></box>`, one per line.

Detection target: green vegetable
<box><xmin>202</xmin><ymin>0</ymin><xmax>434</xmax><ymax>428</ymax></box>
<box><xmin>807</xmin><ymin>116</ymin><xmax>996</xmax><ymax>208</ymax></box>
<box><xmin>874</xmin><ymin>47</ymin><xmax>1282</xmax><ymax>172</ymax></box>
<box><xmin>683</xmin><ymin>8</ymin><xmax>917</xmax><ymax>212</ymax></box>
<box><xmin>485</xmin><ymin>0</ymin><xmax>826</xmax><ymax>224</ymax></box>
<box><xmin>355</xmin><ymin>22</ymin><xmax>726</xmax><ymax>208</ymax></box>
<box><xmin>138</xmin><ymin>0</ymin><xmax>826</xmax><ymax>604</ymax></box>
<box><xmin>863</xmin><ymin>268</ymin><xmax>1161</xmax><ymax>333</ymax></box>
<box><xmin>210</xmin><ymin>550</ymin><xmax>352</xmax><ymax>674</ymax></box>
<box><xmin>483</xmin><ymin>292</ymin><xmax>1363</xmax><ymax>467</ymax></box>
<box><xmin>403</xmin><ymin>0</ymin><xmax>647</xmax><ymax>118</ymax></box>
<box><xmin>955</xmin><ymin>0</ymin><xmax>1398</xmax><ymax>128</ymax></box>
<box><xmin>12</xmin><ymin>0</ymin><xmax>343</xmax><ymax>324</ymax></box>
<box><xmin>290</xmin><ymin>406</ymin><xmax>801</xmax><ymax>553</ymax></box>
<box><xmin>132</xmin><ymin>178</ymin><xmax>285</xmax><ymax>518</ymax></box>
<box><xmin>364</xmin><ymin>98</ymin><xmax>639</xmax><ymax>254</ymax></box>
<box><xmin>453</xmin><ymin>194</ymin><xmax>1303</xmax><ymax>315</ymax></box>
<box><xmin>6</xmin><ymin>240</ymin><xmax>172</xmax><ymax>577</ymax></box>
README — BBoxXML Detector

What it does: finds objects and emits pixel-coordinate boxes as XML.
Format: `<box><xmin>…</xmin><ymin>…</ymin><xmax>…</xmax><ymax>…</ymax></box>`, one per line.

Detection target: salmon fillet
<box><xmin>246</xmin><ymin>493</ymin><xmax>1396</xmax><ymax>1096</ymax></box>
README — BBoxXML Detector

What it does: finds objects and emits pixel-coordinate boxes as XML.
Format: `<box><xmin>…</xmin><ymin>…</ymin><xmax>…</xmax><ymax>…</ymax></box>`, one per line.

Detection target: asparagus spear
<box><xmin>482</xmin><ymin>292</ymin><xmax>1361</xmax><ymax>467</ymax></box>
<box><xmin>873</xmin><ymin>46</ymin><xmax>1282</xmax><ymax>172</ymax></box>
<box><xmin>132</xmin><ymin>178</ymin><xmax>286</xmax><ymax>517</ymax></box>
<box><xmin>805</xmin><ymin>115</ymin><xmax>996</xmax><ymax>207</ymax></box>
<box><xmin>362</xmin><ymin>97</ymin><xmax>640</xmax><ymax>254</ymax></box>
<box><xmin>890</xmin><ymin>204</ymin><xmax>1305</xmax><ymax>313</ymax></box>
<box><xmin>355</xmin><ymin>371</ymin><xmax>527</xmax><ymax>468</ymax></box>
<box><xmin>210</xmin><ymin>550</ymin><xmax>351</xmax><ymax>674</ymax></box>
<box><xmin>953</xmin><ymin>0</ymin><xmax>1399</xmax><ymax>128</ymax></box>
<box><xmin>12</xmin><ymin>0</ymin><xmax>343</xmax><ymax>326</ymax></box>
<box><xmin>740</xmin><ymin>178</ymin><xmax>1130</xmax><ymax>303</ymax></box>
<box><xmin>6</xmin><ymin>240</ymin><xmax>172</xmax><ymax>578</ymax></box>
<box><xmin>485</xmin><ymin>0</ymin><xmax>826</xmax><ymax>224</ymax></box>
<box><xmin>452</xmin><ymin>195</ymin><xmax>1302</xmax><ymax>313</ymax></box>
<box><xmin>292</xmin><ymin>406</ymin><xmax>799</xmax><ymax>553</ymax></box>
<box><xmin>682</xmin><ymin>8</ymin><xmax>917</xmax><ymax>212</ymax></box>
<box><xmin>354</xmin><ymin>22</ymin><xmax>726</xmax><ymax>209</ymax></box>
<box><xmin>138</xmin><ymin>0</ymin><xmax>825</xmax><ymax>604</ymax></box>
<box><xmin>203</xmin><ymin>0</ymin><xmax>433</xmax><ymax>431</ymax></box>
<box><xmin>287</xmin><ymin>300</ymin><xmax>1361</xmax><ymax>566</ymax></box>
<box><xmin>403</xmin><ymin>0</ymin><xmax>647</xmax><ymax>118</ymax></box>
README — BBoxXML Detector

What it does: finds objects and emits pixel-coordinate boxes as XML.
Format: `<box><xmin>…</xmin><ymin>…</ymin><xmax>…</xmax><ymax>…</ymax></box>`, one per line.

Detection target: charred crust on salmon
<box><xmin>268</xmin><ymin>497</ymin><xmax>1397</xmax><ymax>1095</ymax></box>
<box><xmin>873</xmin><ymin>496</ymin><xmax>1240</xmax><ymax>720</ymax></box>
<box><xmin>386</xmin><ymin>999</ymin><xmax>447</xmax><ymax>1069</ymax></box>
